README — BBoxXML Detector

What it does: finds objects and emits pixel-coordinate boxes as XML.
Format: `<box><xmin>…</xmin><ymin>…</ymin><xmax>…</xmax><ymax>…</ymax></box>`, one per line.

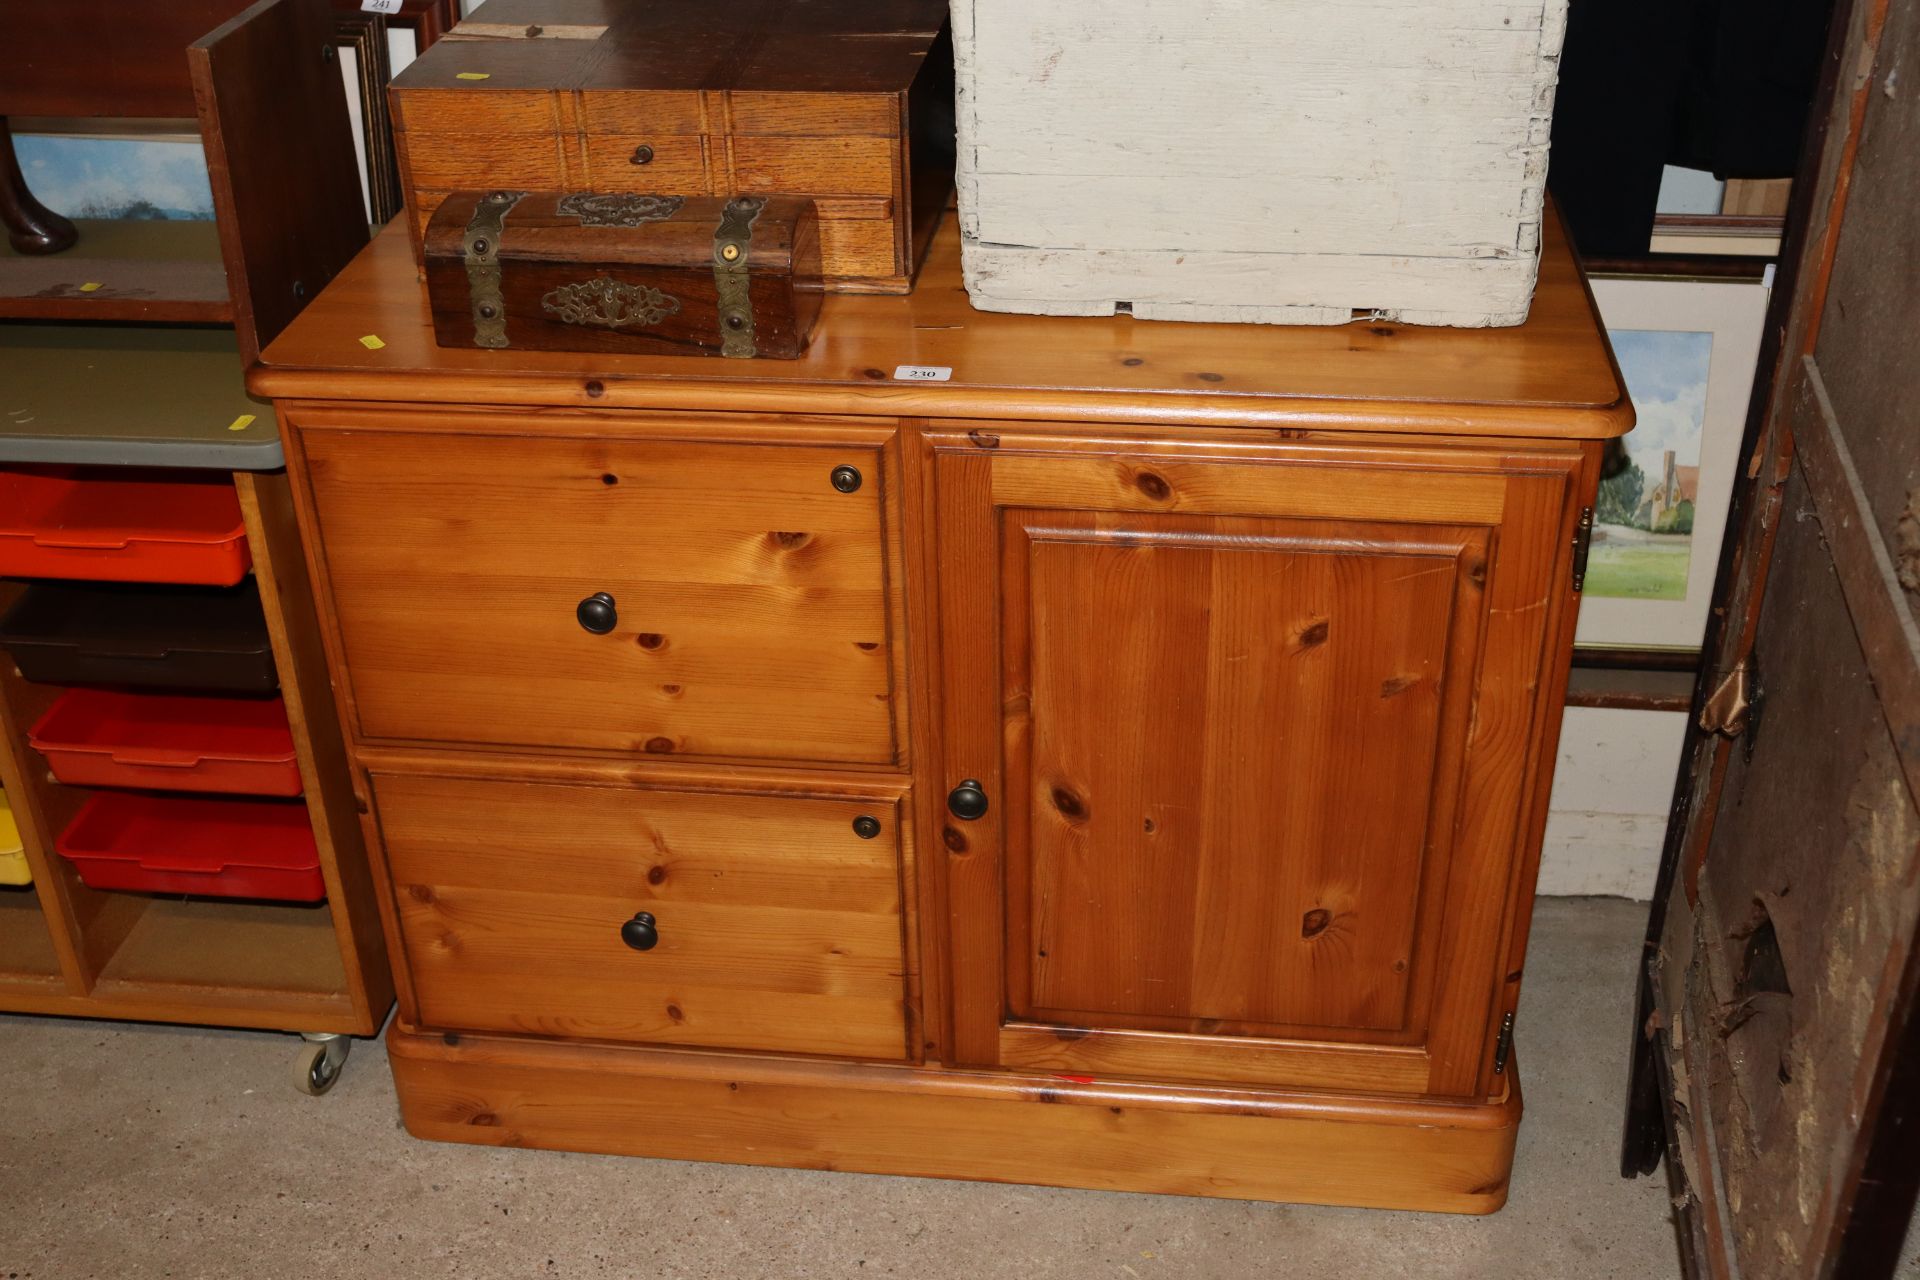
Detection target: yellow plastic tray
<box><xmin>0</xmin><ymin>787</ymin><xmax>28</xmax><ymax>886</ymax></box>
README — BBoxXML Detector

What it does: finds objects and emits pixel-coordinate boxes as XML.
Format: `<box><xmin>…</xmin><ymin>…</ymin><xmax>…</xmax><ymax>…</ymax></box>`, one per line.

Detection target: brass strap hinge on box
<box><xmin>712</xmin><ymin>196</ymin><xmax>766</xmax><ymax>359</ymax></box>
<box><xmin>1570</xmin><ymin>506</ymin><xmax>1595</xmax><ymax>592</ymax></box>
<box><xmin>1700</xmin><ymin>655</ymin><xmax>1763</xmax><ymax>761</ymax></box>
<box><xmin>463</xmin><ymin>190</ymin><xmax>528</xmax><ymax>349</ymax></box>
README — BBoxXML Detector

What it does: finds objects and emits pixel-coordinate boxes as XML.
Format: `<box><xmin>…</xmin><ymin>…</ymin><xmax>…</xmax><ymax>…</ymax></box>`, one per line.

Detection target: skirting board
<box><xmin>1537</xmin><ymin>706</ymin><xmax>1688</xmax><ymax>899</ymax></box>
<box><xmin>388</xmin><ymin>1023</ymin><xmax>1523</xmax><ymax>1213</ymax></box>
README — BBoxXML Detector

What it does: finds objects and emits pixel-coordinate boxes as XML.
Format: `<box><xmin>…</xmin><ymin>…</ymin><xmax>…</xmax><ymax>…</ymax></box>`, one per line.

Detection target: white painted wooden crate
<box><xmin>951</xmin><ymin>0</ymin><xmax>1570</xmax><ymax>326</ymax></box>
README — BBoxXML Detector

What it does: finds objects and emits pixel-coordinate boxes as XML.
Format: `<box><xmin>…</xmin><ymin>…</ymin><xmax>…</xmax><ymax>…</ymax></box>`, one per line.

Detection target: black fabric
<box><xmin>1548</xmin><ymin>0</ymin><xmax>1692</xmax><ymax>257</ymax></box>
<box><xmin>1672</xmin><ymin>0</ymin><xmax>1838</xmax><ymax>177</ymax></box>
<box><xmin>1547</xmin><ymin>0</ymin><xmax>1834</xmax><ymax>256</ymax></box>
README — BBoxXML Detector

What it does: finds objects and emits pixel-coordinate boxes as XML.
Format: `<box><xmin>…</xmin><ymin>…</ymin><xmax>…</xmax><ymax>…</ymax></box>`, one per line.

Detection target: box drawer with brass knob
<box><xmin>371</xmin><ymin>770</ymin><xmax>911</xmax><ymax>1061</ymax></box>
<box><xmin>291</xmin><ymin>410</ymin><xmax>905</xmax><ymax>767</ymax></box>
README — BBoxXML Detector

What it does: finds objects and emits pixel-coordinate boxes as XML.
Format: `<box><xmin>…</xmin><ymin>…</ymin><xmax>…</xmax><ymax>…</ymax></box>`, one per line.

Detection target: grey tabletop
<box><xmin>0</xmin><ymin>324</ymin><xmax>281</xmax><ymax>471</ymax></box>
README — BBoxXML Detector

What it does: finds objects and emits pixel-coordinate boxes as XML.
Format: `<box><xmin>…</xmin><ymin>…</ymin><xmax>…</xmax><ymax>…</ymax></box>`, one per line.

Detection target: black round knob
<box><xmin>620</xmin><ymin>911</ymin><xmax>659</xmax><ymax>951</ymax></box>
<box><xmin>630</xmin><ymin>143</ymin><xmax>655</xmax><ymax>165</ymax></box>
<box><xmin>576</xmin><ymin>591</ymin><xmax>617</xmax><ymax>634</ymax></box>
<box><xmin>947</xmin><ymin>779</ymin><xmax>989</xmax><ymax>821</ymax></box>
<box><xmin>830</xmin><ymin>465</ymin><xmax>863</xmax><ymax>494</ymax></box>
<box><xmin>852</xmin><ymin>815</ymin><xmax>882</xmax><ymax>840</ymax></box>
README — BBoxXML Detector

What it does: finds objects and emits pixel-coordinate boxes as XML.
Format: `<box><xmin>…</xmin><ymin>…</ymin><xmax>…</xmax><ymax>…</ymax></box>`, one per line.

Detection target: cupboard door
<box><xmin>931</xmin><ymin>433</ymin><xmax>1586</xmax><ymax>1099</ymax></box>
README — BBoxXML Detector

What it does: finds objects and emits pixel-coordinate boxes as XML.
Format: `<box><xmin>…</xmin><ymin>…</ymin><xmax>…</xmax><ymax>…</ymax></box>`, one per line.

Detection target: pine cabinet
<box><xmin>252</xmin><ymin>211</ymin><xmax>1627</xmax><ymax>1212</ymax></box>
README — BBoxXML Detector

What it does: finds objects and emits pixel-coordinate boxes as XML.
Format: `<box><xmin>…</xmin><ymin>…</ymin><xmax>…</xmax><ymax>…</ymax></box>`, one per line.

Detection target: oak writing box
<box><xmin>391</xmin><ymin>0</ymin><xmax>954</xmax><ymax>294</ymax></box>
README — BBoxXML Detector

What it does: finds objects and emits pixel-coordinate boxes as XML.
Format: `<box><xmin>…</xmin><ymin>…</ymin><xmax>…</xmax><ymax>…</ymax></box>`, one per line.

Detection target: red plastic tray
<box><xmin>56</xmin><ymin>793</ymin><xmax>323</xmax><ymax>902</ymax></box>
<box><xmin>30</xmin><ymin>690</ymin><xmax>301</xmax><ymax>796</ymax></box>
<box><xmin>0</xmin><ymin>467</ymin><xmax>251</xmax><ymax>586</ymax></box>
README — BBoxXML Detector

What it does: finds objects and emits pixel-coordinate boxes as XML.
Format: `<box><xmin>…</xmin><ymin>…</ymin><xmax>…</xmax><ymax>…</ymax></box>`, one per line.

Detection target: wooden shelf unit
<box><xmin>0</xmin><ymin>219</ymin><xmax>231</xmax><ymax>324</ymax></box>
<box><xmin>0</xmin><ymin>473</ymin><xmax>391</xmax><ymax>1038</ymax></box>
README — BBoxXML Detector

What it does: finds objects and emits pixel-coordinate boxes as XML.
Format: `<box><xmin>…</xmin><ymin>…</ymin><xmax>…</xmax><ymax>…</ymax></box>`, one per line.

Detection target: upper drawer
<box><xmin>297</xmin><ymin>420</ymin><xmax>901</xmax><ymax>766</ymax></box>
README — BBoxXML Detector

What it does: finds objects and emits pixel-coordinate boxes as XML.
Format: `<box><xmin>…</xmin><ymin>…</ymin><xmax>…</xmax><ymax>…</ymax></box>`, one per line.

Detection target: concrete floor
<box><xmin>0</xmin><ymin>898</ymin><xmax>1683</xmax><ymax>1280</ymax></box>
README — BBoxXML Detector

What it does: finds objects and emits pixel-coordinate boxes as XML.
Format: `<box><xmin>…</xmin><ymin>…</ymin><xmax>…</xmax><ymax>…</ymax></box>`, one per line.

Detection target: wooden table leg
<box><xmin>1</xmin><ymin>117</ymin><xmax>78</xmax><ymax>255</ymax></box>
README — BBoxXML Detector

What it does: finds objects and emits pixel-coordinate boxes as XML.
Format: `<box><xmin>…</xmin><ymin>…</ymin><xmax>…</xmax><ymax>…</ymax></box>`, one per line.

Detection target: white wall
<box><xmin>1537</xmin><ymin>706</ymin><xmax>1687</xmax><ymax>899</ymax></box>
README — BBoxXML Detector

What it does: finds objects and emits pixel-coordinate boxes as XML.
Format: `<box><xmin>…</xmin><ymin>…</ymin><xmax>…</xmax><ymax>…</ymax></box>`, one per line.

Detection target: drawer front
<box><xmin>299</xmin><ymin>423</ymin><xmax>901</xmax><ymax>765</ymax></box>
<box><xmin>580</xmin><ymin>133</ymin><xmax>710</xmax><ymax>192</ymax></box>
<box><xmin>374</xmin><ymin>772</ymin><xmax>910</xmax><ymax>1060</ymax></box>
<box><xmin>729</xmin><ymin>135</ymin><xmax>897</xmax><ymax>197</ymax></box>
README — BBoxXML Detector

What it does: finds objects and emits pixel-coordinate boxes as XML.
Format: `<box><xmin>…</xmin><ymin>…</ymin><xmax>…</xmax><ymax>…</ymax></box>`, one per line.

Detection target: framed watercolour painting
<box><xmin>1576</xmin><ymin>276</ymin><xmax>1769</xmax><ymax>651</ymax></box>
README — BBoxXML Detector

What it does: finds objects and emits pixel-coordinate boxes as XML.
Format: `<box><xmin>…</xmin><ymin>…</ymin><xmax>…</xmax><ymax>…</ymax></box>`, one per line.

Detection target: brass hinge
<box><xmin>1570</xmin><ymin>507</ymin><xmax>1595</xmax><ymax>592</ymax></box>
<box><xmin>1493</xmin><ymin>1011</ymin><xmax>1515</xmax><ymax>1074</ymax></box>
<box><xmin>1699</xmin><ymin>658</ymin><xmax>1754</xmax><ymax>738</ymax></box>
<box><xmin>1700</xmin><ymin>655</ymin><xmax>1763</xmax><ymax>761</ymax></box>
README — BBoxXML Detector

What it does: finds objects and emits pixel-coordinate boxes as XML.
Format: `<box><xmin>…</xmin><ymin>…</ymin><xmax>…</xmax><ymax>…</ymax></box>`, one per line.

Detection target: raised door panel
<box><xmin>1010</xmin><ymin>511</ymin><xmax>1482</xmax><ymax>1039</ymax></box>
<box><xmin>373</xmin><ymin>771</ymin><xmax>910</xmax><ymax>1060</ymax></box>
<box><xmin>931</xmin><ymin>432</ymin><xmax>1586</xmax><ymax>1099</ymax></box>
<box><xmin>295</xmin><ymin>418</ymin><xmax>903</xmax><ymax>766</ymax></box>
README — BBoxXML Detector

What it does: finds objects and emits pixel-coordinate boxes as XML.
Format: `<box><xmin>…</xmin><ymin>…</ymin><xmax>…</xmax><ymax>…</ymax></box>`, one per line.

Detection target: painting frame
<box><xmin>1576</xmin><ymin>274</ymin><xmax>1770</xmax><ymax>652</ymax></box>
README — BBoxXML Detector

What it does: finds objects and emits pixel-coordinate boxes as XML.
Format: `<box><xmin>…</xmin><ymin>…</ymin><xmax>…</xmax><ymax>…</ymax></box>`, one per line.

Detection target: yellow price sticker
<box><xmin>456</xmin><ymin>71</ymin><xmax>490</xmax><ymax>80</ymax></box>
<box><xmin>79</xmin><ymin>282</ymin><xmax>104</xmax><ymax>292</ymax></box>
<box><xmin>359</xmin><ymin>334</ymin><xmax>387</xmax><ymax>350</ymax></box>
<box><xmin>227</xmin><ymin>414</ymin><xmax>258</xmax><ymax>433</ymax></box>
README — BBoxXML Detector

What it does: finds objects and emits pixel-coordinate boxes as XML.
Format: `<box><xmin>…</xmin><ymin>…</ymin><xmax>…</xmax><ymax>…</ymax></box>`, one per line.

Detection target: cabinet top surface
<box><xmin>255</xmin><ymin>212</ymin><xmax>1631</xmax><ymax>440</ymax></box>
<box><xmin>394</xmin><ymin>0</ymin><xmax>947</xmax><ymax>95</ymax></box>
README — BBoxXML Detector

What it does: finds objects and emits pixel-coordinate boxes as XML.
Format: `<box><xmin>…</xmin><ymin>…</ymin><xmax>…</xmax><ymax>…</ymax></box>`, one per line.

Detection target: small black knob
<box><xmin>630</xmin><ymin>144</ymin><xmax>655</xmax><ymax>165</ymax></box>
<box><xmin>947</xmin><ymin>779</ymin><xmax>989</xmax><ymax>821</ymax></box>
<box><xmin>576</xmin><ymin>592</ymin><xmax>617</xmax><ymax>634</ymax></box>
<box><xmin>852</xmin><ymin>815</ymin><xmax>882</xmax><ymax>840</ymax></box>
<box><xmin>620</xmin><ymin>911</ymin><xmax>659</xmax><ymax>951</ymax></box>
<box><xmin>830</xmin><ymin>465</ymin><xmax>863</xmax><ymax>494</ymax></box>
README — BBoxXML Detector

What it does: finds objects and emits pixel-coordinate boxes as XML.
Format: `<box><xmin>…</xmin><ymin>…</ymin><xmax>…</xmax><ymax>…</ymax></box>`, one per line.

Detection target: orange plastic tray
<box><xmin>0</xmin><ymin>467</ymin><xmax>251</xmax><ymax>586</ymax></box>
<box><xmin>30</xmin><ymin>689</ymin><xmax>301</xmax><ymax>797</ymax></box>
<box><xmin>56</xmin><ymin>794</ymin><xmax>323</xmax><ymax>902</ymax></box>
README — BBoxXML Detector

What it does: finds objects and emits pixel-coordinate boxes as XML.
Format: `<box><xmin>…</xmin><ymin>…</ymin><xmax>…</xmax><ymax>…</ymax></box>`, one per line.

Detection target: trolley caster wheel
<box><xmin>293</xmin><ymin>1033</ymin><xmax>351</xmax><ymax>1096</ymax></box>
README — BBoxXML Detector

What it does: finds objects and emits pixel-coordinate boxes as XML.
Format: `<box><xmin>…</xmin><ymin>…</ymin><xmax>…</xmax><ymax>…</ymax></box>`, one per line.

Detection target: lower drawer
<box><xmin>373</xmin><ymin>772</ymin><xmax>909</xmax><ymax>1061</ymax></box>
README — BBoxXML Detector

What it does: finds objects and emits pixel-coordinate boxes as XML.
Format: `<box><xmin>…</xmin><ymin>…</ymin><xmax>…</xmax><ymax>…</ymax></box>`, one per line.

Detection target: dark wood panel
<box><xmin>0</xmin><ymin>0</ymin><xmax>256</xmax><ymax>117</ymax></box>
<box><xmin>191</xmin><ymin>0</ymin><xmax>370</xmax><ymax>366</ymax></box>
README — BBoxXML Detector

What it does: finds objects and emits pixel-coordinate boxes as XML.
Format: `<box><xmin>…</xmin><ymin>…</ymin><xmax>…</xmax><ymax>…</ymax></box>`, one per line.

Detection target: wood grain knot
<box><xmin>600</xmin><ymin>472</ymin><xmax>619</xmax><ymax>485</ymax></box>
<box><xmin>1134</xmin><ymin>469</ymin><xmax>1172</xmax><ymax>501</ymax></box>
<box><xmin>1380</xmin><ymin>674</ymin><xmax>1418</xmax><ymax>698</ymax></box>
<box><xmin>1370</xmin><ymin>325</ymin><xmax>1396</xmax><ymax>338</ymax></box>
<box><xmin>1194</xmin><ymin>371</ymin><xmax>1225</xmax><ymax>383</ymax></box>
<box><xmin>1052</xmin><ymin>1026</ymin><xmax>1090</xmax><ymax>1042</ymax></box>
<box><xmin>642</xmin><ymin>736</ymin><xmax>676</xmax><ymax>753</ymax></box>
<box><xmin>408</xmin><ymin>884</ymin><xmax>436</xmax><ymax>904</ymax></box>
<box><xmin>862</xmin><ymin>367</ymin><xmax>887</xmax><ymax>380</ymax></box>
<box><xmin>1050</xmin><ymin>786</ymin><xmax>1089</xmax><ymax>822</ymax></box>
<box><xmin>967</xmin><ymin>428</ymin><xmax>1001</xmax><ymax>449</ymax></box>
<box><xmin>442</xmin><ymin>1032</ymin><xmax>462</xmax><ymax>1046</ymax></box>
<box><xmin>1394</xmin><ymin>959</ymin><xmax>1409</xmax><ymax>974</ymax></box>
<box><xmin>467</xmin><ymin>1111</ymin><xmax>499</xmax><ymax>1127</ymax></box>
<box><xmin>635</xmin><ymin>633</ymin><xmax>666</xmax><ymax>650</ymax></box>
<box><xmin>666</xmin><ymin>1003</ymin><xmax>686</xmax><ymax>1023</ymax></box>
<box><xmin>1301</xmin><ymin>908</ymin><xmax>1333</xmax><ymax>938</ymax></box>
<box><xmin>584</xmin><ymin>379</ymin><xmax>605</xmax><ymax>397</ymax></box>
<box><xmin>647</xmin><ymin>865</ymin><xmax>668</xmax><ymax>885</ymax></box>
<box><xmin>1122</xmin><ymin>357</ymin><xmax>1145</xmax><ymax>367</ymax></box>
<box><xmin>854</xmin><ymin>640</ymin><xmax>881</xmax><ymax>652</ymax></box>
<box><xmin>1297</xmin><ymin>618</ymin><xmax>1330</xmax><ymax>648</ymax></box>
<box><xmin>770</xmin><ymin>530</ymin><xmax>813</xmax><ymax>548</ymax></box>
<box><xmin>659</xmin><ymin>683</ymin><xmax>683</xmax><ymax>697</ymax></box>
<box><xmin>1467</xmin><ymin>560</ymin><xmax>1487</xmax><ymax>587</ymax></box>
<box><xmin>1143</xmin><ymin>817</ymin><xmax>1157</xmax><ymax>834</ymax></box>
<box><xmin>941</xmin><ymin>826</ymin><xmax>969</xmax><ymax>853</ymax></box>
